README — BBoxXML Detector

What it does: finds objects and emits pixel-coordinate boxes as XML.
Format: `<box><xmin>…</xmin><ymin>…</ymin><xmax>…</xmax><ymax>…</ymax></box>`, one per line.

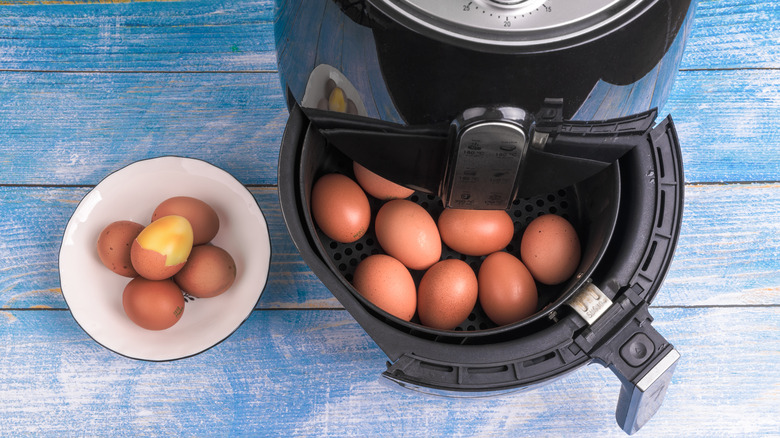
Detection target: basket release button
<box><xmin>620</xmin><ymin>333</ymin><xmax>656</xmax><ymax>367</ymax></box>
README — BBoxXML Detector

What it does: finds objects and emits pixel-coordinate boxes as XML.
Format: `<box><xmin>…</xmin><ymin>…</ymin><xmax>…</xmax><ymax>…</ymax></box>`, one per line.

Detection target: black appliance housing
<box><xmin>274</xmin><ymin>0</ymin><xmax>695</xmax><ymax>434</ymax></box>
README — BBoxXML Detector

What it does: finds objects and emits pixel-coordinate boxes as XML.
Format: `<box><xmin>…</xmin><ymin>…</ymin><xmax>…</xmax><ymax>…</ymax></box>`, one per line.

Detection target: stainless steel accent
<box><xmin>445</xmin><ymin>121</ymin><xmax>528</xmax><ymax>209</ymax></box>
<box><xmin>530</xmin><ymin>131</ymin><xmax>549</xmax><ymax>150</ymax></box>
<box><xmin>637</xmin><ymin>349</ymin><xmax>680</xmax><ymax>392</ymax></box>
<box><xmin>566</xmin><ymin>281</ymin><xmax>612</xmax><ymax>325</ymax></box>
<box><xmin>616</xmin><ymin>348</ymin><xmax>681</xmax><ymax>434</ymax></box>
<box><xmin>382</xmin><ymin>0</ymin><xmax>642</xmax><ymax>46</ymax></box>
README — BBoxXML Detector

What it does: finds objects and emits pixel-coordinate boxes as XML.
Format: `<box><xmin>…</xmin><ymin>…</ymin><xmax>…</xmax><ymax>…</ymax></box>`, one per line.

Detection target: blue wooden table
<box><xmin>1</xmin><ymin>1</ymin><xmax>778</xmax><ymax>436</ymax></box>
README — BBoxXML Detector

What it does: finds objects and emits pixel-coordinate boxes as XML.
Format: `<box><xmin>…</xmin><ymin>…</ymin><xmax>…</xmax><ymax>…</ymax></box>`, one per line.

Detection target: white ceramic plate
<box><xmin>59</xmin><ymin>156</ymin><xmax>271</xmax><ymax>361</ymax></box>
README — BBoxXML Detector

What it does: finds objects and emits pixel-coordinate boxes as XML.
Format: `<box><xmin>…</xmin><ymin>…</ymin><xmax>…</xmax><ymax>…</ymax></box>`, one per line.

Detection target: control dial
<box><xmin>379</xmin><ymin>0</ymin><xmax>642</xmax><ymax>48</ymax></box>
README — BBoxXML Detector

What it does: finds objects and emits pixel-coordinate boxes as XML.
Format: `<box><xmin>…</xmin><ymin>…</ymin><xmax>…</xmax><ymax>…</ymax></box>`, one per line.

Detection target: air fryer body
<box><xmin>274</xmin><ymin>1</ymin><xmax>695</xmax><ymax>434</ymax></box>
<box><xmin>274</xmin><ymin>0</ymin><xmax>695</xmax><ymax>124</ymax></box>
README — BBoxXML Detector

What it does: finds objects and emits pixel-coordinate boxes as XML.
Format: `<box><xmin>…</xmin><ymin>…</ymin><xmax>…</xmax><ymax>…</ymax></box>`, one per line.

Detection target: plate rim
<box><xmin>58</xmin><ymin>155</ymin><xmax>272</xmax><ymax>362</ymax></box>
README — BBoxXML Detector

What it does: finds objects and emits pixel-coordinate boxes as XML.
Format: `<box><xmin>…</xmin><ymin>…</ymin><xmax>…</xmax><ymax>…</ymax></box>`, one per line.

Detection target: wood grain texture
<box><xmin>0</xmin><ymin>0</ymin><xmax>276</xmax><ymax>72</ymax></box>
<box><xmin>0</xmin><ymin>186</ymin><xmax>337</xmax><ymax>310</ymax></box>
<box><xmin>1</xmin><ymin>0</ymin><xmax>778</xmax><ymax>436</ymax></box>
<box><xmin>0</xmin><ymin>68</ymin><xmax>778</xmax><ymax>186</ymax></box>
<box><xmin>0</xmin><ymin>0</ymin><xmax>777</xmax><ymax>72</ymax></box>
<box><xmin>2</xmin><ymin>184</ymin><xmax>778</xmax><ymax>309</ymax></box>
<box><xmin>0</xmin><ymin>71</ymin><xmax>287</xmax><ymax>186</ymax></box>
<box><xmin>664</xmin><ymin>68</ymin><xmax>780</xmax><ymax>184</ymax></box>
<box><xmin>680</xmin><ymin>0</ymin><xmax>780</xmax><ymax>70</ymax></box>
<box><xmin>0</xmin><ymin>307</ymin><xmax>777</xmax><ymax>437</ymax></box>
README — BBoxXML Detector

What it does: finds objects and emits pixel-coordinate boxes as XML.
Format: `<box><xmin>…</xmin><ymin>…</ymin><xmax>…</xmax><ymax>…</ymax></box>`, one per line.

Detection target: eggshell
<box><xmin>96</xmin><ymin>220</ymin><xmax>144</xmax><ymax>277</ymax></box>
<box><xmin>375</xmin><ymin>199</ymin><xmax>442</xmax><ymax>270</ymax></box>
<box><xmin>417</xmin><ymin>259</ymin><xmax>478</xmax><ymax>330</ymax></box>
<box><xmin>152</xmin><ymin>196</ymin><xmax>219</xmax><ymax>245</ymax></box>
<box><xmin>311</xmin><ymin>173</ymin><xmax>371</xmax><ymax>243</ymax></box>
<box><xmin>438</xmin><ymin>208</ymin><xmax>514</xmax><ymax>256</ymax></box>
<box><xmin>130</xmin><ymin>215</ymin><xmax>194</xmax><ymax>280</ymax></box>
<box><xmin>352</xmin><ymin>254</ymin><xmax>416</xmax><ymax>321</ymax></box>
<box><xmin>520</xmin><ymin>214</ymin><xmax>581</xmax><ymax>285</ymax></box>
<box><xmin>173</xmin><ymin>244</ymin><xmax>237</xmax><ymax>298</ymax></box>
<box><xmin>353</xmin><ymin>161</ymin><xmax>414</xmax><ymax>201</ymax></box>
<box><xmin>478</xmin><ymin>251</ymin><xmax>538</xmax><ymax>326</ymax></box>
<box><xmin>122</xmin><ymin>277</ymin><xmax>185</xmax><ymax>330</ymax></box>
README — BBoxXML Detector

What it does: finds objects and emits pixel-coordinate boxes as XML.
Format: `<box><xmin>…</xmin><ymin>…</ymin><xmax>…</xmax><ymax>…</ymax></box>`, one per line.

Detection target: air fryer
<box><xmin>273</xmin><ymin>0</ymin><xmax>694</xmax><ymax>434</ymax></box>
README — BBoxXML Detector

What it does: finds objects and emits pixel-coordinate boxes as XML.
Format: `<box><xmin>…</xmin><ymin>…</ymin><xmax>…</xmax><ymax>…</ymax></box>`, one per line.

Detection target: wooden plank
<box><xmin>664</xmin><ymin>68</ymin><xmax>780</xmax><ymax>184</ymax></box>
<box><xmin>0</xmin><ymin>71</ymin><xmax>287</xmax><ymax>186</ymax></box>
<box><xmin>655</xmin><ymin>183</ymin><xmax>780</xmax><ymax>307</ymax></box>
<box><xmin>0</xmin><ymin>68</ymin><xmax>779</xmax><ymax>186</ymax></box>
<box><xmin>0</xmin><ymin>0</ymin><xmax>776</xmax><ymax>72</ymax></box>
<box><xmin>0</xmin><ymin>0</ymin><xmax>277</xmax><ymax>72</ymax></box>
<box><xmin>0</xmin><ymin>186</ymin><xmax>337</xmax><ymax>310</ymax></box>
<box><xmin>0</xmin><ymin>307</ymin><xmax>777</xmax><ymax>436</ymax></box>
<box><xmin>2</xmin><ymin>184</ymin><xmax>779</xmax><ymax>309</ymax></box>
<box><xmin>681</xmin><ymin>0</ymin><xmax>780</xmax><ymax>70</ymax></box>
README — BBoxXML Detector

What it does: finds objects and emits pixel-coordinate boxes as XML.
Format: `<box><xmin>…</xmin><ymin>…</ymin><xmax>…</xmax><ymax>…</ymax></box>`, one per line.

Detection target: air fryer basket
<box><xmin>294</xmin><ymin>111</ymin><xmax>620</xmax><ymax>340</ymax></box>
<box><xmin>279</xmin><ymin>103</ymin><xmax>685</xmax><ymax>434</ymax></box>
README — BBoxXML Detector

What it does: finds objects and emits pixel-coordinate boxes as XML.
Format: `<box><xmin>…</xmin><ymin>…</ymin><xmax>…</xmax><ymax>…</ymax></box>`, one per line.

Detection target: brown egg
<box><xmin>353</xmin><ymin>161</ymin><xmax>414</xmax><ymax>201</ymax></box>
<box><xmin>478</xmin><ymin>251</ymin><xmax>538</xmax><ymax>326</ymax></box>
<box><xmin>438</xmin><ymin>208</ymin><xmax>514</xmax><ymax>256</ymax></box>
<box><xmin>520</xmin><ymin>214</ymin><xmax>581</xmax><ymax>285</ymax></box>
<box><xmin>131</xmin><ymin>215</ymin><xmax>194</xmax><ymax>280</ymax></box>
<box><xmin>152</xmin><ymin>196</ymin><xmax>219</xmax><ymax>245</ymax></box>
<box><xmin>173</xmin><ymin>244</ymin><xmax>236</xmax><ymax>298</ymax></box>
<box><xmin>417</xmin><ymin>259</ymin><xmax>478</xmax><ymax>330</ymax></box>
<box><xmin>352</xmin><ymin>254</ymin><xmax>416</xmax><ymax>321</ymax></box>
<box><xmin>375</xmin><ymin>199</ymin><xmax>441</xmax><ymax>271</ymax></box>
<box><xmin>311</xmin><ymin>173</ymin><xmax>371</xmax><ymax>243</ymax></box>
<box><xmin>122</xmin><ymin>277</ymin><xmax>185</xmax><ymax>330</ymax></box>
<box><xmin>96</xmin><ymin>220</ymin><xmax>144</xmax><ymax>277</ymax></box>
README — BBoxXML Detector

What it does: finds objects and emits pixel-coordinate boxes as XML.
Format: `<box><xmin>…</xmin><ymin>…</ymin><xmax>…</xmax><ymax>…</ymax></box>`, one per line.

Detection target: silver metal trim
<box><xmin>566</xmin><ymin>281</ymin><xmax>612</xmax><ymax>325</ymax></box>
<box><xmin>637</xmin><ymin>349</ymin><xmax>680</xmax><ymax>392</ymax></box>
<box><xmin>379</xmin><ymin>0</ymin><xmax>644</xmax><ymax>47</ymax></box>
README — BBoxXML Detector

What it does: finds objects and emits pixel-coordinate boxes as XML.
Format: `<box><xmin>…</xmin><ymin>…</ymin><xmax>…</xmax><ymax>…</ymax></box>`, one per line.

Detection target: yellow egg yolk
<box><xmin>136</xmin><ymin>215</ymin><xmax>194</xmax><ymax>266</ymax></box>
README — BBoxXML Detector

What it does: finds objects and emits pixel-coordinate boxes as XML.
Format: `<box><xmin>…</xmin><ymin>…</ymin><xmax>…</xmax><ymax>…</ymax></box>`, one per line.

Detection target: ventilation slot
<box><xmin>468</xmin><ymin>365</ymin><xmax>509</xmax><ymax>375</ymax></box>
<box><xmin>642</xmin><ymin>241</ymin><xmax>658</xmax><ymax>272</ymax></box>
<box><xmin>656</xmin><ymin>147</ymin><xmax>666</xmax><ymax>178</ymax></box>
<box><xmin>523</xmin><ymin>352</ymin><xmax>555</xmax><ymax>367</ymax></box>
<box><xmin>419</xmin><ymin>361</ymin><xmax>453</xmax><ymax>373</ymax></box>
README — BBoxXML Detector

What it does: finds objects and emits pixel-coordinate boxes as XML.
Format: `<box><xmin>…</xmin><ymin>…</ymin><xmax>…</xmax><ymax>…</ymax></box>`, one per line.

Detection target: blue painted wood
<box><xmin>2</xmin><ymin>184</ymin><xmax>778</xmax><ymax>309</ymax></box>
<box><xmin>0</xmin><ymin>186</ymin><xmax>337</xmax><ymax>310</ymax></box>
<box><xmin>680</xmin><ymin>0</ymin><xmax>780</xmax><ymax>70</ymax></box>
<box><xmin>0</xmin><ymin>0</ymin><xmax>775</xmax><ymax>72</ymax></box>
<box><xmin>667</xmin><ymin>68</ymin><xmax>780</xmax><ymax>184</ymax></box>
<box><xmin>0</xmin><ymin>307</ymin><xmax>777</xmax><ymax>436</ymax></box>
<box><xmin>0</xmin><ymin>68</ymin><xmax>778</xmax><ymax>186</ymax></box>
<box><xmin>0</xmin><ymin>0</ymin><xmax>277</xmax><ymax>72</ymax></box>
<box><xmin>0</xmin><ymin>0</ymin><xmax>778</xmax><ymax>436</ymax></box>
<box><xmin>0</xmin><ymin>71</ymin><xmax>287</xmax><ymax>186</ymax></box>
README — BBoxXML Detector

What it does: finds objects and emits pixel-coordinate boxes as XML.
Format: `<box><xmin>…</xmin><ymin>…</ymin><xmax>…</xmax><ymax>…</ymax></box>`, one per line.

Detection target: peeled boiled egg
<box><xmin>353</xmin><ymin>161</ymin><xmax>414</xmax><ymax>201</ymax></box>
<box><xmin>152</xmin><ymin>196</ymin><xmax>219</xmax><ymax>245</ymax></box>
<box><xmin>96</xmin><ymin>220</ymin><xmax>144</xmax><ymax>277</ymax></box>
<box><xmin>478</xmin><ymin>251</ymin><xmax>538</xmax><ymax>326</ymax></box>
<box><xmin>130</xmin><ymin>215</ymin><xmax>194</xmax><ymax>280</ymax></box>
<box><xmin>328</xmin><ymin>86</ymin><xmax>348</xmax><ymax>113</ymax></box>
<box><xmin>122</xmin><ymin>277</ymin><xmax>185</xmax><ymax>330</ymax></box>
<box><xmin>352</xmin><ymin>254</ymin><xmax>416</xmax><ymax>321</ymax></box>
<box><xmin>374</xmin><ymin>199</ymin><xmax>441</xmax><ymax>270</ymax></box>
<box><xmin>520</xmin><ymin>214</ymin><xmax>581</xmax><ymax>285</ymax></box>
<box><xmin>173</xmin><ymin>244</ymin><xmax>237</xmax><ymax>298</ymax></box>
<box><xmin>438</xmin><ymin>208</ymin><xmax>514</xmax><ymax>256</ymax></box>
<box><xmin>311</xmin><ymin>173</ymin><xmax>371</xmax><ymax>243</ymax></box>
<box><xmin>417</xmin><ymin>259</ymin><xmax>478</xmax><ymax>330</ymax></box>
